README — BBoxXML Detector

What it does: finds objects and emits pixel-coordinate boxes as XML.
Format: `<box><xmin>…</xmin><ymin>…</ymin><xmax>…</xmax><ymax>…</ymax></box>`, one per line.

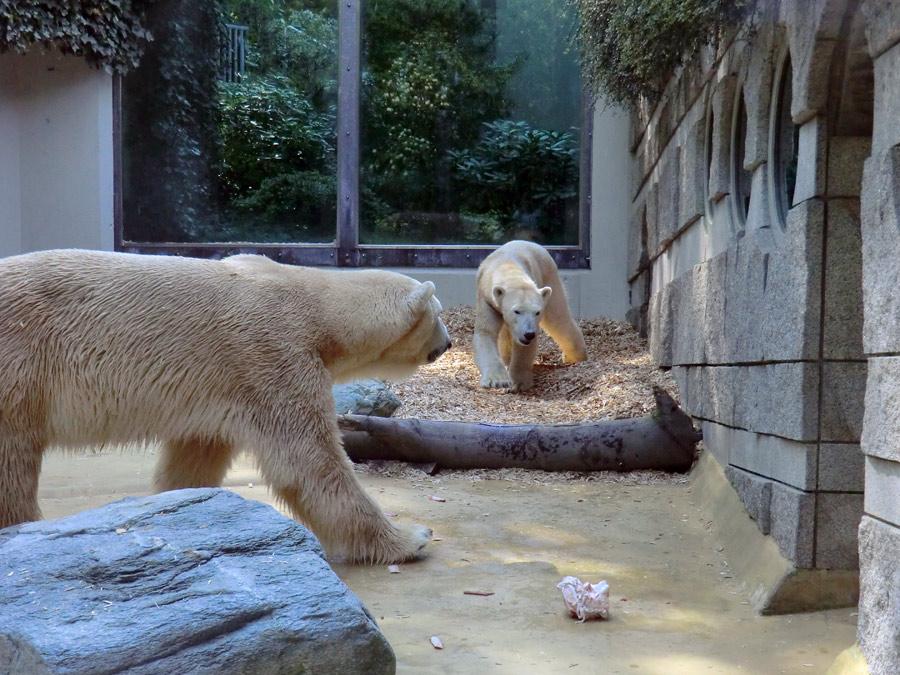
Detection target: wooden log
<box><xmin>338</xmin><ymin>388</ymin><xmax>701</xmax><ymax>473</ymax></box>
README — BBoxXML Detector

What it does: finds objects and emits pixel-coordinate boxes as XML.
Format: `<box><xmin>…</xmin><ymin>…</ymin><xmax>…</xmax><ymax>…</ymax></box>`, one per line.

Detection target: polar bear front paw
<box><xmin>480</xmin><ymin>369</ymin><xmax>512</xmax><ymax>389</ymax></box>
<box><xmin>507</xmin><ymin>378</ymin><xmax>534</xmax><ymax>393</ymax></box>
<box><xmin>393</xmin><ymin>523</ymin><xmax>433</xmax><ymax>561</ymax></box>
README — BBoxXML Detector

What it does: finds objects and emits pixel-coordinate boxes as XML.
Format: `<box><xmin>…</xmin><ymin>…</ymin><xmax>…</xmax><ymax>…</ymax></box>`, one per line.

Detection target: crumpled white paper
<box><xmin>557</xmin><ymin>575</ymin><xmax>610</xmax><ymax>622</ymax></box>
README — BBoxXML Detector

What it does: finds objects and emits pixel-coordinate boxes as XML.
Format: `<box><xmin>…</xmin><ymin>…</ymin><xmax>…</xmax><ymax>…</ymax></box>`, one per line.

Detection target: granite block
<box><xmin>703</xmin><ymin>366</ymin><xmax>738</xmax><ymax>427</ymax></box>
<box><xmin>823</xmin><ymin>199</ymin><xmax>864</xmax><ymax>360</ymax></box>
<box><xmin>725</xmin><ymin>465</ymin><xmax>773</xmax><ymax>534</ymax></box>
<box><xmin>658</xmin><ymin>149</ymin><xmax>682</xmax><ymax>249</ymax></box>
<box><xmin>864</xmin><ymin>455</ymin><xmax>900</xmax><ymax>527</ymax></box>
<box><xmin>729</xmin><ymin>428</ymin><xmax>817</xmax><ymax>490</ymax></box>
<box><xmin>679</xmin><ymin>117</ymin><xmax>707</xmax><ymax>230</ymax></box>
<box><xmin>761</xmin><ymin>199</ymin><xmax>823</xmax><ymax>362</ymax></box>
<box><xmin>702</xmin><ymin>252</ymin><xmax>727</xmax><ymax>364</ymax></box>
<box><xmin>770</xmin><ymin>481</ymin><xmax>816</xmax><ymax>567</ymax></box>
<box><xmin>818</xmin><ymin>443</ymin><xmax>865</xmax><ymax>492</ymax></box>
<box><xmin>860</xmin><ymin>148</ymin><xmax>900</xmax><ymax>354</ymax></box>
<box><xmin>857</xmin><ymin>515</ymin><xmax>900</xmax><ymax>675</ymax></box>
<box><xmin>820</xmin><ymin>361</ymin><xmax>867</xmax><ymax>442</ymax></box>
<box><xmin>871</xmin><ymin>41</ymin><xmax>900</xmax><ymax>153</ymax></box>
<box><xmin>815</xmin><ymin>492</ymin><xmax>863</xmax><ymax>569</ymax></box>
<box><xmin>860</xmin><ymin>357</ymin><xmax>900</xmax><ymax>462</ymax></box>
<box><xmin>827</xmin><ymin>137</ymin><xmax>871</xmax><ymax>197</ymax></box>
<box><xmin>733</xmin><ymin>363</ymin><xmax>819</xmax><ymax>441</ymax></box>
<box><xmin>648</xmin><ymin>285</ymin><xmax>674</xmax><ymax>367</ymax></box>
<box><xmin>701</xmin><ymin>419</ymin><xmax>734</xmax><ymax>466</ymax></box>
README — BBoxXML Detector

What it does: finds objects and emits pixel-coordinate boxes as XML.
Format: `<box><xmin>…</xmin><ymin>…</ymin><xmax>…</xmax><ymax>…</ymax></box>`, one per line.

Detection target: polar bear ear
<box><xmin>409</xmin><ymin>280</ymin><xmax>436</xmax><ymax>314</ymax></box>
<box><xmin>492</xmin><ymin>285</ymin><xmax>505</xmax><ymax>304</ymax></box>
<box><xmin>540</xmin><ymin>286</ymin><xmax>552</xmax><ymax>301</ymax></box>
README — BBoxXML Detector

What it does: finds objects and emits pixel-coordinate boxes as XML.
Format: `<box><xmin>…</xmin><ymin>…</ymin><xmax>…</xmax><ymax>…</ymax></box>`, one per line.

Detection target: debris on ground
<box><xmin>558</xmin><ymin>576</ymin><xmax>611</xmax><ymax>622</ymax></box>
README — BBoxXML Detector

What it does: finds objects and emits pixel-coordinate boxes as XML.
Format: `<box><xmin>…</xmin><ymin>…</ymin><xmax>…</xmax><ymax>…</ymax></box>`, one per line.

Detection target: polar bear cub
<box><xmin>474</xmin><ymin>240</ymin><xmax>587</xmax><ymax>392</ymax></box>
<box><xmin>0</xmin><ymin>249</ymin><xmax>451</xmax><ymax>565</ymax></box>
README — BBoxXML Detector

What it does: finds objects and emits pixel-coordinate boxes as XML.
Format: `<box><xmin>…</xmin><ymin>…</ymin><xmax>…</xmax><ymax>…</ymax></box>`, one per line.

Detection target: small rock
<box><xmin>333</xmin><ymin>380</ymin><xmax>402</xmax><ymax>417</ymax></box>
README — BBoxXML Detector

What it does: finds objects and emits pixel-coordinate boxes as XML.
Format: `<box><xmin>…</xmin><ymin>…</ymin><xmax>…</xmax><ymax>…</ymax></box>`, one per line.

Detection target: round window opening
<box><xmin>730</xmin><ymin>89</ymin><xmax>751</xmax><ymax>230</ymax></box>
<box><xmin>772</xmin><ymin>55</ymin><xmax>799</xmax><ymax>228</ymax></box>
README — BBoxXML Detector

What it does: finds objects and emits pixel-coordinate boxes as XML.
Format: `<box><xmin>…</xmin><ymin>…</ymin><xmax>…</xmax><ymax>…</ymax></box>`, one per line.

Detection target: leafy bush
<box><xmin>449</xmin><ymin>119</ymin><xmax>577</xmax><ymax>238</ymax></box>
<box><xmin>0</xmin><ymin>0</ymin><xmax>154</xmax><ymax>72</ymax></box>
<box><xmin>219</xmin><ymin>75</ymin><xmax>335</xmax><ymax>200</ymax></box>
<box><xmin>362</xmin><ymin>0</ymin><xmax>518</xmax><ymax>211</ymax></box>
<box><xmin>573</xmin><ymin>0</ymin><xmax>754</xmax><ymax>104</ymax></box>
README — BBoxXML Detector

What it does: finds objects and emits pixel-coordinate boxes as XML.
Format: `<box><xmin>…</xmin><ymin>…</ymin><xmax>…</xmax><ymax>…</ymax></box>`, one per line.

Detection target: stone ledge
<box><xmin>691</xmin><ymin>452</ymin><xmax>859</xmax><ymax>614</ymax></box>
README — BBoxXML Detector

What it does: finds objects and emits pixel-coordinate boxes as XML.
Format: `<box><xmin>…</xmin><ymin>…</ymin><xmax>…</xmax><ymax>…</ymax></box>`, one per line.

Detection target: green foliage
<box><xmin>0</xmin><ymin>0</ymin><xmax>154</xmax><ymax>72</ymax></box>
<box><xmin>219</xmin><ymin>75</ymin><xmax>335</xmax><ymax>201</ymax></box>
<box><xmin>244</xmin><ymin>7</ymin><xmax>338</xmax><ymax>107</ymax></box>
<box><xmin>362</xmin><ymin>0</ymin><xmax>518</xmax><ymax>210</ymax></box>
<box><xmin>225</xmin><ymin>171</ymin><xmax>336</xmax><ymax>242</ymax></box>
<box><xmin>449</xmin><ymin>119</ymin><xmax>578</xmax><ymax>239</ymax></box>
<box><xmin>573</xmin><ymin>0</ymin><xmax>753</xmax><ymax>104</ymax></box>
<box><xmin>122</xmin><ymin>0</ymin><xmax>223</xmax><ymax>242</ymax></box>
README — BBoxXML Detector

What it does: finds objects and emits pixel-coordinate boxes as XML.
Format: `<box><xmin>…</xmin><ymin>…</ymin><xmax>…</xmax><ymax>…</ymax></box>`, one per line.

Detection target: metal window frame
<box><xmin>115</xmin><ymin>0</ymin><xmax>591</xmax><ymax>270</ymax></box>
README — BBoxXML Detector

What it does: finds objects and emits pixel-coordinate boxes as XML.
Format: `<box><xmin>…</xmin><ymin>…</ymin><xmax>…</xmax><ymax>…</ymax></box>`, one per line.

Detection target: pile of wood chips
<box><xmin>388</xmin><ymin>305</ymin><xmax>679</xmax><ymax>425</ymax></box>
<box><xmin>360</xmin><ymin>306</ymin><xmax>687</xmax><ymax>485</ymax></box>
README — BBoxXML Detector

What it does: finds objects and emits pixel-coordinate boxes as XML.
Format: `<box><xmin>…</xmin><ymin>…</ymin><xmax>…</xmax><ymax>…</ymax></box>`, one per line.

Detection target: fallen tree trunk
<box><xmin>338</xmin><ymin>388</ymin><xmax>701</xmax><ymax>473</ymax></box>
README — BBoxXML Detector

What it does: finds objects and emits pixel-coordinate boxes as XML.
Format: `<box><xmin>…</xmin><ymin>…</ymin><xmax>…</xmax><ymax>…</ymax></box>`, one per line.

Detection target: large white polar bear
<box><xmin>474</xmin><ymin>240</ymin><xmax>587</xmax><ymax>392</ymax></box>
<box><xmin>0</xmin><ymin>249</ymin><xmax>451</xmax><ymax>564</ymax></box>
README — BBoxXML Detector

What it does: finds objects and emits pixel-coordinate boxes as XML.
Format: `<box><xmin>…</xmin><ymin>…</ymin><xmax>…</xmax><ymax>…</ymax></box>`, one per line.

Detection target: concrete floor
<box><xmin>37</xmin><ymin>449</ymin><xmax>858</xmax><ymax>674</ymax></box>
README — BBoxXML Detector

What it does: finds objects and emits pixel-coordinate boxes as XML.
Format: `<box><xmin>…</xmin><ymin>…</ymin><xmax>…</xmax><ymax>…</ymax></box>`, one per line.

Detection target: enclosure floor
<box><xmin>37</xmin><ymin>449</ymin><xmax>856</xmax><ymax>674</ymax></box>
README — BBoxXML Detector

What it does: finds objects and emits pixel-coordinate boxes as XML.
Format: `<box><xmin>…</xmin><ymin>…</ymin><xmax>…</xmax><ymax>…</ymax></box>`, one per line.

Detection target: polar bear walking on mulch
<box><xmin>474</xmin><ymin>240</ymin><xmax>587</xmax><ymax>392</ymax></box>
<box><xmin>0</xmin><ymin>249</ymin><xmax>451</xmax><ymax>564</ymax></box>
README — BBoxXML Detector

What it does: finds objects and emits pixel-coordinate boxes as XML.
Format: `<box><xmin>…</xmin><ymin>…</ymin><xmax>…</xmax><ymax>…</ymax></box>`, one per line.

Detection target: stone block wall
<box><xmin>629</xmin><ymin>0</ymin><xmax>900</xmax><ymax>668</ymax></box>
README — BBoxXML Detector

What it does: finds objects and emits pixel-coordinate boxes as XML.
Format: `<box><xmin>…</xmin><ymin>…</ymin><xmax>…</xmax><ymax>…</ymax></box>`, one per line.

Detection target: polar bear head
<box><xmin>493</xmin><ymin>282</ymin><xmax>552</xmax><ymax>347</ymax></box>
<box><xmin>331</xmin><ymin>277</ymin><xmax>452</xmax><ymax>383</ymax></box>
<box><xmin>380</xmin><ymin>280</ymin><xmax>452</xmax><ymax>367</ymax></box>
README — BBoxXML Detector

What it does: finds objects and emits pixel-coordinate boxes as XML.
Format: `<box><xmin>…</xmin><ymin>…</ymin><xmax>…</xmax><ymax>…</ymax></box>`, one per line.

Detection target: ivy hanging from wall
<box><xmin>572</xmin><ymin>0</ymin><xmax>755</xmax><ymax>105</ymax></box>
<box><xmin>0</xmin><ymin>0</ymin><xmax>155</xmax><ymax>72</ymax></box>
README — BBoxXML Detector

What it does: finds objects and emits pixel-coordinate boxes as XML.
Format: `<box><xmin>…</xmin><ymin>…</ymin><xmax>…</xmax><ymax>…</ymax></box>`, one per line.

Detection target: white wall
<box><xmin>397</xmin><ymin>102</ymin><xmax>632</xmax><ymax>320</ymax></box>
<box><xmin>0</xmin><ymin>51</ymin><xmax>114</xmax><ymax>258</ymax></box>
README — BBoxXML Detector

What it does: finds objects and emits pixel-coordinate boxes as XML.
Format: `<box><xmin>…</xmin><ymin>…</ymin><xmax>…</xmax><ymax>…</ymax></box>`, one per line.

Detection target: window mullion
<box><xmin>337</xmin><ymin>0</ymin><xmax>361</xmax><ymax>261</ymax></box>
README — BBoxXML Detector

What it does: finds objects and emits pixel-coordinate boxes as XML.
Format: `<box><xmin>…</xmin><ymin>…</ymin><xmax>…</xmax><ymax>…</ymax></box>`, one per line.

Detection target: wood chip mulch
<box><xmin>358</xmin><ymin>305</ymin><xmax>687</xmax><ymax>486</ymax></box>
<box><xmin>387</xmin><ymin>305</ymin><xmax>679</xmax><ymax>425</ymax></box>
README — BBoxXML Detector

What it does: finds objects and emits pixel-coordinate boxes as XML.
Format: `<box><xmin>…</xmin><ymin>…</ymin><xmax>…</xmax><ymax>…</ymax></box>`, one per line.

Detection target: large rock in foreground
<box><xmin>0</xmin><ymin>489</ymin><xmax>395</xmax><ymax>675</ymax></box>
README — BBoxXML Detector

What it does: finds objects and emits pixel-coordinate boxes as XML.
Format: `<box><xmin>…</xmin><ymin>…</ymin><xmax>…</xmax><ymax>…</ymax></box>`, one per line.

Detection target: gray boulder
<box><xmin>0</xmin><ymin>489</ymin><xmax>395</xmax><ymax>675</ymax></box>
<box><xmin>333</xmin><ymin>379</ymin><xmax>402</xmax><ymax>417</ymax></box>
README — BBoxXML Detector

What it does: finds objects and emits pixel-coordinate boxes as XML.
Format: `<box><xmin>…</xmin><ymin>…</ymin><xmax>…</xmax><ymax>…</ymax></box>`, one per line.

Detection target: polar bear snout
<box><xmin>428</xmin><ymin>338</ymin><xmax>452</xmax><ymax>363</ymax></box>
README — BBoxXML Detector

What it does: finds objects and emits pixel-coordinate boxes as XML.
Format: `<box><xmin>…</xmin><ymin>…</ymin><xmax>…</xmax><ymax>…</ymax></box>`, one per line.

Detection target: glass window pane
<box><xmin>359</xmin><ymin>0</ymin><xmax>582</xmax><ymax>246</ymax></box>
<box><xmin>121</xmin><ymin>0</ymin><xmax>339</xmax><ymax>244</ymax></box>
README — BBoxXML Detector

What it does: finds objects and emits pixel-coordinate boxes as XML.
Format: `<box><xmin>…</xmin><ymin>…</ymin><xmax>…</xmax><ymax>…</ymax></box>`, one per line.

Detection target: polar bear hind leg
<box><xmin>541</xmin><ymin>288</ymin><xmax>588</xmax><ymax>364</ymax></box>
<box><xmin>154</xmin><ymin>436</ymin><xmax>235</xmax><ymax>491</ymax></box>
<box><xmin>0</xmin><ymin>431</ymin><xmax>43</xmax><ymax>529</ymax></box>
